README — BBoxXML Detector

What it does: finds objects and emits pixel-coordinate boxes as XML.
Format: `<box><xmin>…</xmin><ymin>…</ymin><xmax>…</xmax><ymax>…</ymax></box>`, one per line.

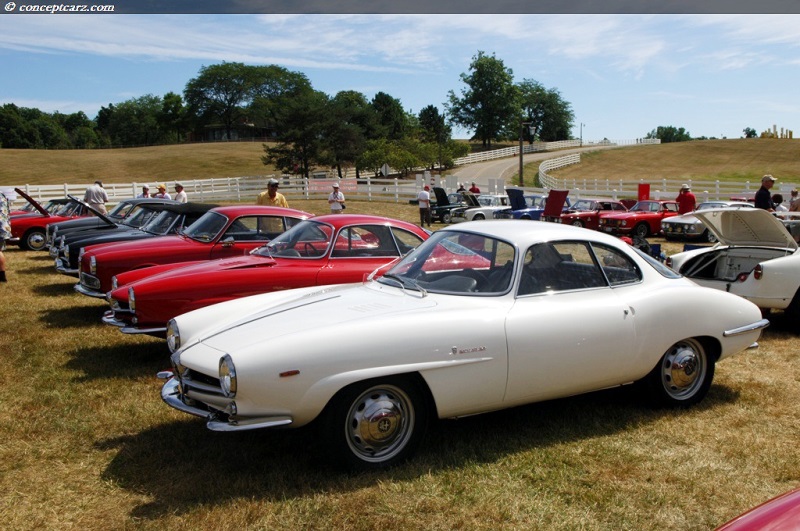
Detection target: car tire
<box><xmin>442</xmin><ymin>212</ymin><xmax>452</xmax><ymax>224</ymax></box>
<box><xmin>784</xmin><ymin>288</ymin><xmax>800</xmax><ymax>321</ymax></box>
<box><xmin>571</xmin><ymin>220</ymin><xmax>585</xmax><ymax>228</ymax></box>
<box><xmin>22</xmin><ymin>228</ymin><xmax>47</xmax><ymax>251</ymax></box>
<box><xmin>704</xmin><ymin>229</ymin><xmax>718</xmax><ymax>243</ymax></box>
<box><xmin>642</xmin><ymin>338</ymin><xmax>714</xmax><ymax>407</ymax></box>
<box><xmin>473</xmin><ymin>213</ymin><xmax>485</xmax><ymax>220</ymax></box>
<box><xmin>319</xmin><ymin>376</ymin><xmax>430</xmax><ymax>471</ymax></box>
<box><xmin>633</xmin><ymin>223</ymin><xmax>649</xmax><ymax>238</ymax></box>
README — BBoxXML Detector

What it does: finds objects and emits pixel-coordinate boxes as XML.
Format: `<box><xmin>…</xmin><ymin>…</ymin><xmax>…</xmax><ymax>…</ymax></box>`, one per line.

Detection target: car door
<box><xmin>503</xmin><ymin>241</ymin><xmax>639</xmax><ymax>404</ymax></box>
<box><xmin>209</xmin><ymin>215</ymin><xmax>278</xmax><ymax>259</ymax></box>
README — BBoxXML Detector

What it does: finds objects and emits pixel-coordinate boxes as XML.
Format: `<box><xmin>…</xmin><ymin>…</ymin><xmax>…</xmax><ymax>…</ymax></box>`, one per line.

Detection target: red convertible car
<box><xmin>75</xmin><ymin>205</ymin><xmax>312</xmax><ymax>298</ymax></box>
<box><xmin>102</xmin><ymin>214</ymin><xmax>430</xmax><ymax>336</ymax></box>
<box><xmin>10</xmin><ymin>189</ymin><xmax>92</xmax><ymax>250</ymax></box>
<box><xmin>553</xmin><ymin>198</ymin><xmax>628</xmax><ymax>230</ymax></box>
<box><xmin>597</xmin><ymin>200</ymin><xmax>680</xmax><ymax>238</ymax></box>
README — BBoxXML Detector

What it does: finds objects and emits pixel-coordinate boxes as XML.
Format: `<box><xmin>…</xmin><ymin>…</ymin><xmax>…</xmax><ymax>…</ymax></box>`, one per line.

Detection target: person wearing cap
<box><xmin>136</xmin><ymin>185</ymin><xmax>150</xmax><ymax>198</ymax></box>
<box><xmin>83</xmin><ymin>180</ymin><xmax>109</xmax><ymax>214</ymax></box>
<box><xmin>755</xmin><ymin>174</ymin><xmax>777</xmax><ymax>211</ymax></box>
<box><xmin>417</xmin><ymin>185</ymin><xmax>432</xmax><ymax>227</ymax></box>
<box><xmin>173</xmin><ymin>183</ymin><xmax>188</xmax><ymax>203</ymax></box>
<box><xmin>256</xmin><ymin>178</ymin><xmax>288</xmax><ymax>208</ymax></box>
<box><xmin>153</xmin><ymin>184</ymin><xmax>171</xmax><ymax>200</ymax></box>
<box><xmin>675</xmin><ymin>183</ymin><xmax>696</xmax><ymax>214</ymax></box>
<box><xmin>328</xmin><ymin>182</ymin><xmax>345</xmax><ymax>214</ymax></box>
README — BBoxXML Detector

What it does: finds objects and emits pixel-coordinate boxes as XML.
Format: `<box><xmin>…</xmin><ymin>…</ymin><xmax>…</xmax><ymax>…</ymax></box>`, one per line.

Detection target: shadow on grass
<box><xmin>17</xmin><ymin>263</ymin><xmax>60</xmax><ymax>275</ymax></box>
<box><xmin>33</xmin><ymin>280</ymin><xmax>82</xmax><ymax>297</ymax></box>
<box><xmin>40</xmin><ymin>304</ymin><xmax>107</xmax><ymax>328</ymax></box>
<box><xmin>97</xmin><ymin>382</ymin><xmax>739</xmax><ymax>521</ymax></box>
<box><xmin>65</xmin><ymin>340</ymin><xmax>169</xmax><ymax>381</ymax></box>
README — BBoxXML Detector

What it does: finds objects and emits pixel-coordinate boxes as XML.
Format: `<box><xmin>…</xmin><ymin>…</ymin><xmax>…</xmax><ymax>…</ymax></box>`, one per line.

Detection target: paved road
<box><xmin>451</xmin><ymin>145</ymin><xmax>620</xmax><ymax>188</ymax></box>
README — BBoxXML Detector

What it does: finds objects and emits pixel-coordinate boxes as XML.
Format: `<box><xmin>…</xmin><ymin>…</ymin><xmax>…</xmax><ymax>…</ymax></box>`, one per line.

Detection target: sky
<box><xmin>2</xmin><ymin>11</ymin><xmax>800</xmax><ymax>141</ymax></box>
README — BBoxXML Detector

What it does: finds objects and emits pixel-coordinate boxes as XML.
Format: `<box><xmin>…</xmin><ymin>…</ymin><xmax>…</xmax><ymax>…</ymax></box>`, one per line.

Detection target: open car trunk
<box><xmin>679</xmin><ymin>247</ymin><xmax>795</xmax><ymax>283</ymax></box>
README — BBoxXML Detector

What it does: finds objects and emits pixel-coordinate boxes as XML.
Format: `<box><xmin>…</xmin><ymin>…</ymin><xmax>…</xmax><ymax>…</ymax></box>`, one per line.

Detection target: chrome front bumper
<box><xmin>102</xmin><ymin>310</ymin><xmax>167</xmax><ymax>335</ymax></box>
<box><xmin>160</xmin><ymin>377</ymin><xmax>293</xmax><ymax>432</ymax></box>
<box><xmin>74</xmin><ymin>282</ymin><xmax>106</xmax><ymax>299</ymax></box>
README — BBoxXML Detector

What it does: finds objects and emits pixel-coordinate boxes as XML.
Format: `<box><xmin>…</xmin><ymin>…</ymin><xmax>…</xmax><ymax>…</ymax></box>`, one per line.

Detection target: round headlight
<box><xmin>128</xmin><ymin>287</ymin><xmax>136</xmax><ymax>312</ymax></box>
<box><xmin>90</xmin><ymin>255</ymin><xmax>97</xmax><ymax>274</ymax></box>
<box><xmin>219</xmin><ymin>354</ymin><xmax>237</xmax><ymax>398</ymax></box>
<box><xmin>166</xmin><ymin>319</ymin><xmax>181</xmax><ymax>353</ymax></box>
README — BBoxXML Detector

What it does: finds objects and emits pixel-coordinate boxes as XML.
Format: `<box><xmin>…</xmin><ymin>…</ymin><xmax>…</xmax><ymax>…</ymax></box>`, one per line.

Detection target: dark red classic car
<box><xmin>553</xmin><ymin>198</ymin><xmax>628</xmax><ymax>230</ymax></box>
<box><xmin>10</xmin><ymin>189</ymin><xmax>92</xmax><ymax>250</ymax></box>
<box><xmin>102</xmin><ymin>214</ymin><xmax>430</xmax><ymax>336</ymax></box>
<box><xmin>75</xmin><ymin>205</ymin><xmax>312</xmax><ymax>298</ymax></box>
<box><xmin>597</xmin><ymin>200</ymin><xmax>680</xmax><ymax>238</ymax></box>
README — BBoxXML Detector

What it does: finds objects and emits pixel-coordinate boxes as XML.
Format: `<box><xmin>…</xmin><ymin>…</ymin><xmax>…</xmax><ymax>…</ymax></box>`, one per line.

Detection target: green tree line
<box><xmin>1</xmin><ymin>52</ymin><xmax>581</xmax><ymax>177</ymax></box>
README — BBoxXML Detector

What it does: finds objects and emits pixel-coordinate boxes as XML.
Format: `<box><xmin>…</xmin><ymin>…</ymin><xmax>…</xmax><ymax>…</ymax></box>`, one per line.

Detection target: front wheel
<box><xmin>472</xmin><ymin>213</ymin><xmax>485</xmax><ymax>220</ymax></box>
<box><xmin>571</xmin><ymin>220</ymin><xmax>585</xmax><ymax>228</ymax></box>
<box><xmin>22</xmin><ymin>228</ymin><xmax>47</xmax><ymax>251</ymax></box>
<box><xmin>704</xmin><ymin>229</ymin><xmax>718</xmax><ymax>243</ymax></box>
<box><xmin>633</xmin><ymin>223</ymin><xmax>650</xmax><ymax>239</ymax></box>
<box><xmin>441</xmin><ymin>212</ymin><xmax>452</xmax><ymax>224</ymax></box>
<box><xmin>319</xmin><ymin>376</ymin><xmax>429</xmax><ymax>471</ymax></box>
<box><xmin>642</xmin><ymin>338</ymin><xmax>714</xmax><ymax>407</ymax></box>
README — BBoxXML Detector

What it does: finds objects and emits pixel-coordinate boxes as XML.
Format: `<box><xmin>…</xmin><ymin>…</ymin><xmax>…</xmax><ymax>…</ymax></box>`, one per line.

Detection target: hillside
<box><xmin>551</xmin><ymin>138</ymin><xmax>800</xmax><ymax>184</ymax></box>
<box><xmin>2</xmin><ymin>138</ymin><xmax>800</xmax><ymax>187</ymax></box>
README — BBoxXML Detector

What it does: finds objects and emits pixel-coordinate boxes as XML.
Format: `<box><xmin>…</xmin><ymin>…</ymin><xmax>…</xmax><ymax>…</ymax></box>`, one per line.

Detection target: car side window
<box><xmin>592</xmin><ymin>243</ymin><xmax>641</xmax><ymax>285</ymax></box>
<box><xmin>517</xmin><ymin>241</ymin><xmax>606</xmax><ymax>296</ymax></box>
<box><xmin>226</xmin><ymin>216</ymin><xmax>272</xmax><ymax>241</ymax></box>
<box><xmin>391</xmin><ymin>227</ymin><xmax>425</xmax><ymax>255</ymax></box>
<box><xmin>331</xmin><ymin>225</ymin><xmax>395</xmax><ymax>258</ymax></box>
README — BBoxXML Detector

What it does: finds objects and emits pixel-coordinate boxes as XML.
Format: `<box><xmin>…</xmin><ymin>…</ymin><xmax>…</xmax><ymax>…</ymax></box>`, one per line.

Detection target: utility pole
<box><xmin>519</xmin><ymin>121</ymin><xmax>532</xmax><ymax>187</ymax></box>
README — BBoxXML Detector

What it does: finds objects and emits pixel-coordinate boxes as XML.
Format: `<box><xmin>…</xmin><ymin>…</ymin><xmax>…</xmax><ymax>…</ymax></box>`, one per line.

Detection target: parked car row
<box><xmin>11</xmin><ymin>191</ymin><xmax>785</xmax><ymax>475</ymax></box>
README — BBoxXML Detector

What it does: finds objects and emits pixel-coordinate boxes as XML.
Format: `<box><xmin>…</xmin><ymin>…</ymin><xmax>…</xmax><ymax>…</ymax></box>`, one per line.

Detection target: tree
<box><xmin>646</xmin><ymin>126</ymin><xmax>692</xmax><ymax>143</ymax></box>
<box><xmin>184</xmin><ymin>62</ymin><xmax>261</xmax><ymax>140</ymax></box>
<box><xmin>371</xmin><ymin>92</ymin><xmax>408</xmax><ymax>141</ymax></box>
<box><xmin>325</xmin><ymin>91</ymin><xmax>377</xmax><ymax>178</ymax></box>
<box><xmin>446</xmin><ymin>51</ymin><xmax>519</xmax><ymax>148</ymax></box>
<box><xmin>743</xmin><ymin>127</ymin><xmax>757</xmax><ymax>139</ymax></box>
<box><xmin>262</xmin><ymin>89</ymin><xmax>330</xmax><ymax>178</ymax></box>
<box><xmin>159</xmin><ymin>92</ymin><xmax>186</xmax><ymax>143</ymax></box>
<box><xmin>515</xmin><ymin>80</ymin><xmax>574</xmax><ymax>143</ymax></box>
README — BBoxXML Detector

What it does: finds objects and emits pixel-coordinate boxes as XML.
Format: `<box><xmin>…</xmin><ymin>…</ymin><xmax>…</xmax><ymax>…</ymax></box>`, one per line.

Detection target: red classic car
<box><xmin>597</xmin><ymin>200</ymin><xmax>680</xmax><ymax>238</ymax></box>
<box><xmin>10</xmin><ymin>189</ymin><xmax>92</xmax><ymax>250</ymax></box>
<box><xmin>102</xmin><ymin>214</ymin><xmax>430</xmax><ymax>336</ymax></box>
<box><xmin>552</xmin><ymin>198</ymin><xmax>628</xmax><ymax>230</ymax></box>
<box><xmin>75</xmin><ymin>205</ymin><xmax>312</xmax><ymax>298</ymax></box>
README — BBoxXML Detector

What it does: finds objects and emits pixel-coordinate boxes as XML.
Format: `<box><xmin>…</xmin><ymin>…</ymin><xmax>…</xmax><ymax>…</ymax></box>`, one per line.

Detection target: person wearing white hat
<box><xmin>328</xmin><ymin>181</ymin><xmax>345</xmax><ymax>214</ymax></box>
<box><xmin>136</xmin><ymin>185</ymin><xmax>150</xmax><ymax>198</ymax></box>
<box><xmin>256</xmin><ymin>178</ymin><xmax>288</xmax><ymax>208</ymax></box>
<box><xmin>173</xmin><ymin>183</ymin><xmax>188</xmax><ymax>203</ymax></box>
<box><xmin>675</xmin><ymin>183</ymin><xmax>696</xmax><ymax>214</ymax></box>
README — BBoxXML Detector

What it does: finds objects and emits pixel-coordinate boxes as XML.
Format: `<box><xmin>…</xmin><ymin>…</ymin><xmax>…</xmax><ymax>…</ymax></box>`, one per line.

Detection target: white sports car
<box><xmin>160</xmin><ymin>221</ymin><xmax>768</xmax><ymax>470</ymax></box>
<box><xmin>667</xmin><ymin>208</ymin><xmax>800</xmax><ymax>317</ymax></box>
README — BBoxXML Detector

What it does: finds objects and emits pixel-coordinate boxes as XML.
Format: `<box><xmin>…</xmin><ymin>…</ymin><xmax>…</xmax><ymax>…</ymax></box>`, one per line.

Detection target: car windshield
<box><xmin>107</xmin><ymin>201</ymin><xmax>133</xmax><ymax>219</ymax></box>
<box><xmin>121</xmin><ymin>206</ymin><xmax>161</xmax><ymax>228</ymax></box>
<box><xmin>379</xmin><ymin>230</ymin><xmax>515</xmax><ymax>295</ymax></box>
<box><xmin>183</xmin><ymin>211</ymin><xmax>228</xmax><ymax>242</ymax></box>
<box><xmin>630</xmin><ymin>202</ymin><xmax>659</xmax><ymax>212</ymax></box>
<box><xmin>478</xmin><ymin>196</ymin><xmax>498</xmax><ymax>207</ymax></box>
<box><xmin>254</xmin><ymin>219</ymin><xmax>333</xmax><ymax>259</ymax></box>
<box><xmin>55</xmin><ymin>201</ymin><xmax>82</xmax><ymax>216</ymax></box>
<box><xmin>571</xmin><ymin>200</ymin><xmax>597</xmax><ymax>211</ymax></box>
<box><xmin>141</xmin><ymin>210</ymin><xmax>182</xmax><ymax>235</ymax></box>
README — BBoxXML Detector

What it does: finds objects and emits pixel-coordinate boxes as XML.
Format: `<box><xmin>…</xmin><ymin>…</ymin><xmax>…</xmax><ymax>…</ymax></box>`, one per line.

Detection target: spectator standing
<box><xmin>0</xmin><ymin>190</ymin><xmax>10</xmax><ymax>282</ymax></box>
<box><xmin>675</xmin><ymin>183</ymin><xmax>696</xmax><ymax>214</ymax></box>
<box><xmin>173</xmin><ymin>183</ymin><xmax>188</xmax><ymax>203</ymax></box>
<box><xmin>790</xmin><ymin>192</ymin><xmax>800</xmax><ymax>212</ymax></box>
<box><xmin>83</xmin><ymin>180</ymin><xmax>109</xmax><ymax>214</ymax></box>
<box><xmin>154</xmin><ymin>184</ymin><xmax>172</xmax><ymax>200</ymax></box>
<box><xmin>754</xmin><ymin>175</ymin><xmax>777</xmax><ymax>211</ymax></box>
<box><xmin>136</xmin><ymin>185</ymin><xmax>150</xmax><ymax>198</ymax></box>
<box><xmin>469</xmin><ymin>182</ymin><xmax>481</xmax><ymax>195</ymax></box>
<box><xmin>328</xmin><ymin>182</ymin><xmax>345</xmax><ymax>214</ymax></box>
<box><xmin>256</xmin><ymin>178</ymin><xmax>288</xmax><ymax>207</ymax></box>
<box><xmin>417</xmin><ymin>185</ymin><xmax>432</xmax><ymax>228</ymax></box>
<box><xmin>457</xmin><ymin>183</ymin><xmax>466</xmax><ymax>192</ymax></box>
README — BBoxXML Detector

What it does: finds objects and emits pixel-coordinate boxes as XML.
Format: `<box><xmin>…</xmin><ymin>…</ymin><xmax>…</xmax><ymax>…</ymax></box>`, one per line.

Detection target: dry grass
<box><xmin>0</xmin><ymin>197</ymin><xmax>798</xmax><ymax>530</ymax></box>
<box><xmin>551</xmin><ymin>139</ymin><xmax>800</xmax><ymax>184</ymax></box>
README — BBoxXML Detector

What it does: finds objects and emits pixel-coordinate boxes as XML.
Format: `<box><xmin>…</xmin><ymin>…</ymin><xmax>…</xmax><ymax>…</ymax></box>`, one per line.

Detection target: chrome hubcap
<box><xmin>346</xmin><ymin>385</ymin><xmax>414</xmax><ymax>462</ymax></box>
<box><xmin>661</xmin><ymin>341</ymin><xmax>705</xmax><ymax>399</ymax></box>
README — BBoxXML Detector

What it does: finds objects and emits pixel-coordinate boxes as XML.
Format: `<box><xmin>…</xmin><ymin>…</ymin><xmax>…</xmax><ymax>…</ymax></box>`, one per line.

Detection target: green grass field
<box><xmin>1</xmin><ymin>142</ymin><xmax>799</xmax><ymax>529</ymax></box>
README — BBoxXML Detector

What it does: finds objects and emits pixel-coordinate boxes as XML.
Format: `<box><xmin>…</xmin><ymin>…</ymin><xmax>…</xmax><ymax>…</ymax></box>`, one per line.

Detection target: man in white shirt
<box><xmin>417</xmin><ymin>185</ymin><xmax>431</xmax><ymax>227</ymax></box>
<box><xmin>328</xmin><ymin>182</ymin><xmax>345</xmax><ymax>213</ymax></box>
<box><xmin>83</xmin><ymin>180</ymin><xmax>109</xmax><ymax>214</ymax></box>
<box><xmin>173</xmin><ymin>183</ymin><xmax>188</xmax><ymax>203</ymax></box>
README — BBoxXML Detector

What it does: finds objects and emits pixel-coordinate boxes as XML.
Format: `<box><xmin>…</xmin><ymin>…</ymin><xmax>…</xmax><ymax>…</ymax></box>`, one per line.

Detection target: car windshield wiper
<box><xmin>381</xmin><ymin>273</ymin><xmax>427</xmax><ymax>297</ymax></box>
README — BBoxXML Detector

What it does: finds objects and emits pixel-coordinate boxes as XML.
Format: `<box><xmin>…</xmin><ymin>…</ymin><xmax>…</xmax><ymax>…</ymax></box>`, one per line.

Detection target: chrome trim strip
<box><xmin>723</xmin><ymin>318</ymin><xmax>770</xmax><ymax>337</ymax></box>
<box><xmin>121</xmin><ymin>325</ymin><xmax>167</xmax><ymax>335</ymax></box>
<box><xmin>74</xmin><ymin>283</ymin><xmax>107</xmax><ymax>298</ymax></box>
<box><xmin>207</xmin><ymin>415</ymin><xmax>293</xmax><ymax>432</ymax></box>
<box><xmin>161</xmin><ymin>378</ymin><xmax>209</xmax><ymax>418</ymax></box>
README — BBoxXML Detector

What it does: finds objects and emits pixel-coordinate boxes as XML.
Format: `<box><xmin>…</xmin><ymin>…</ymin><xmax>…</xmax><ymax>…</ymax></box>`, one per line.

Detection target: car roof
<box><xmin>155</xmin><ymin>202</ymin><xmax>219</xmax><ymax>215</ymax></box>
<box><xmin>208</xmin><ymin>205</ymin><xmax>312</xmax><ymax>217</ymax></box>
<box><xmin>440</xmin><ymin>219</ymin><xmax>631</xmax><ymax>248</ymax></box>
<box><xmin>305</xmin><ymin>213</ymin><xmax>420</xmax><ymax>228</ymax></box>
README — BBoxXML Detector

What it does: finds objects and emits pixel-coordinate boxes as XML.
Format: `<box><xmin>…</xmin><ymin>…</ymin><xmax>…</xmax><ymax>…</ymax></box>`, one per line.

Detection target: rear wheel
<box><xmin>633</xmin><ymin>223</ymin><xmax>649</xmax><ymax>238</ymax></box>
<box><xmin>441</xmin><ymin>212</ymin><xmax>452</xmax><ymax>224</ymax></box>
<box><xmin>22</xmin><ymin>228</ymin><xmax>47</xmax><ymax>251</ymax></box>
<box><xmin>642</xmin><ymin>338</ymin><xmax>714</xmax><ymax>407</ymax></box>
<box><xmin>472</xmin><ymin>213</ymin><xmax>485</xmax><ymax>220</ymax></box>
<box><xmin>318</xmin><ymin>376</ymin><xmax>430</xmax><ymax>471</ymax></box>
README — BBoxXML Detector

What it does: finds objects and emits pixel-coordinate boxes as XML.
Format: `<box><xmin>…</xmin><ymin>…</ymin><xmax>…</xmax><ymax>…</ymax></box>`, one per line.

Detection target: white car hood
<box><xmin>194</xmin><ymin>283</ymin><xmax>437</xmax><ymax>353</ymax></box>
<box><xmin>694</xmin><ymin>208</ymin><xmax>797</xmax><ymax>250</ymax></box>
